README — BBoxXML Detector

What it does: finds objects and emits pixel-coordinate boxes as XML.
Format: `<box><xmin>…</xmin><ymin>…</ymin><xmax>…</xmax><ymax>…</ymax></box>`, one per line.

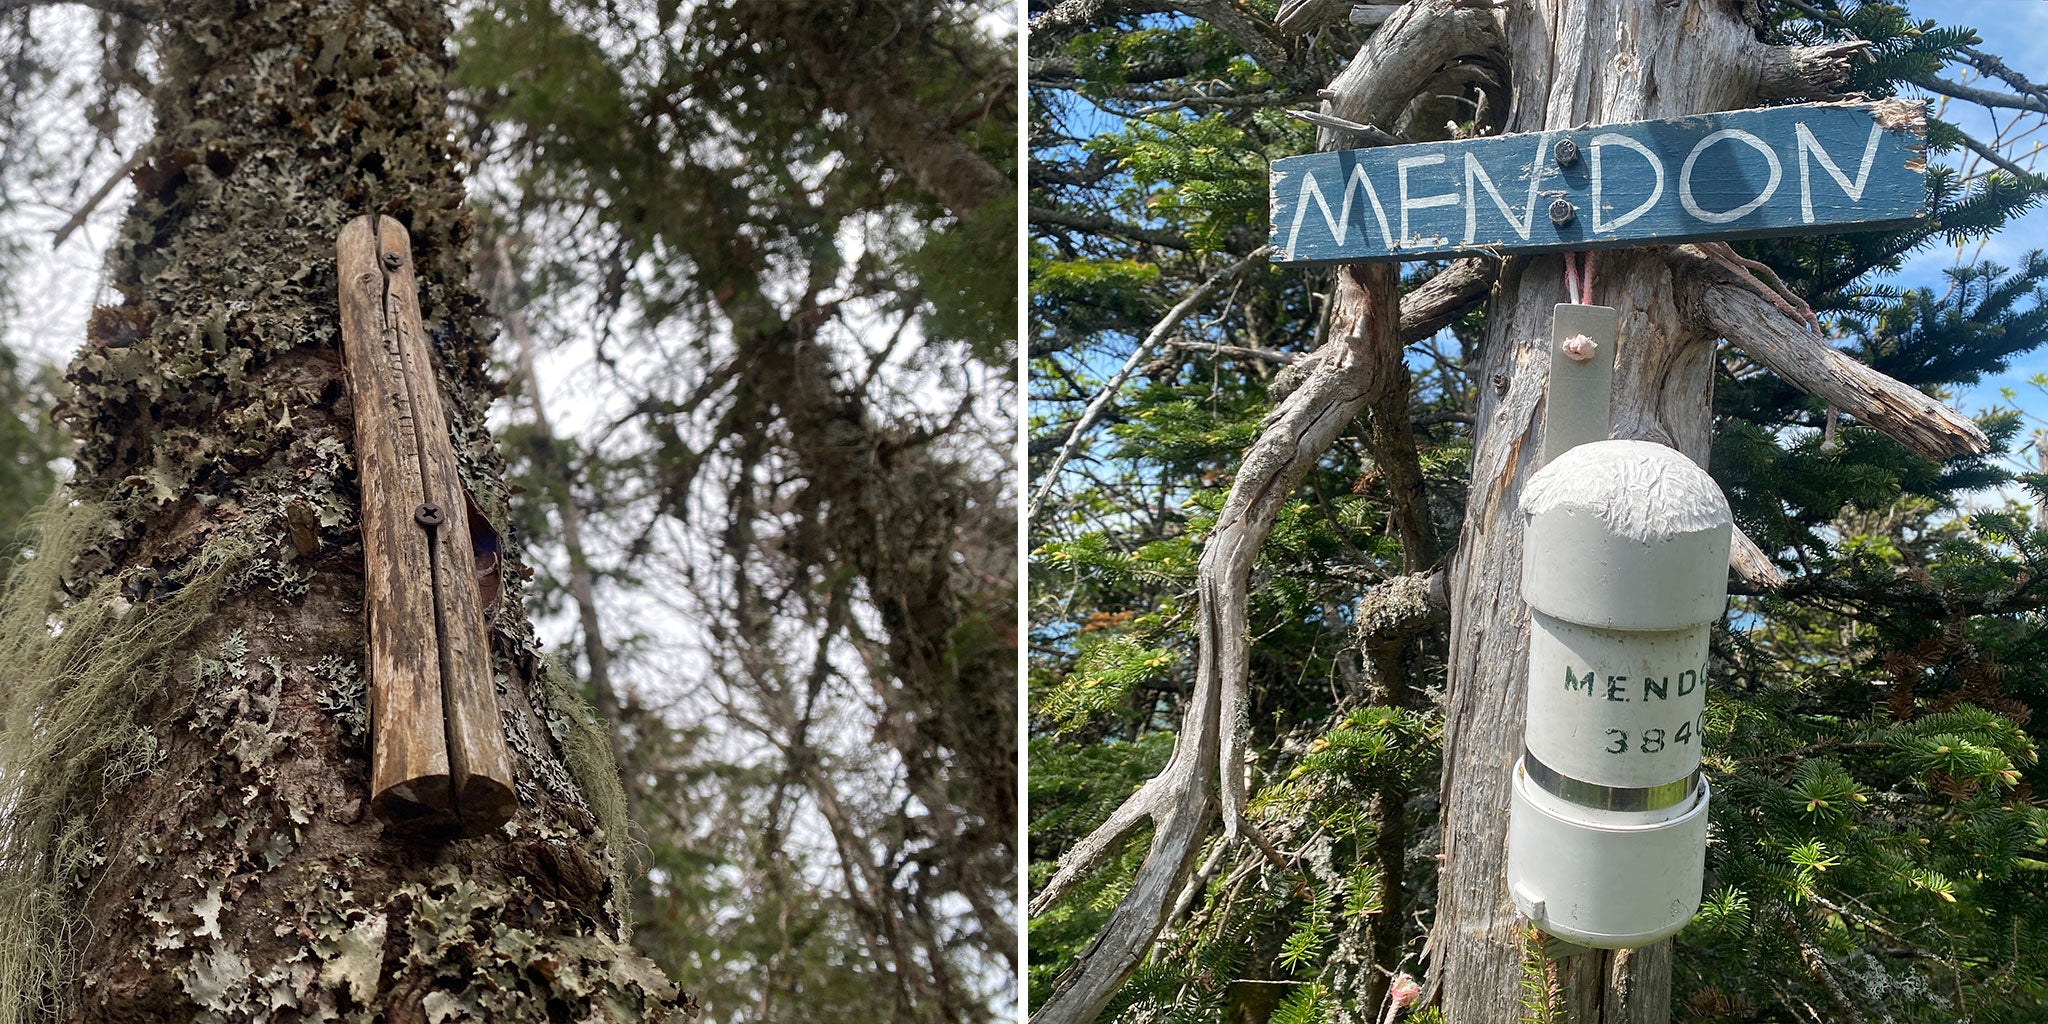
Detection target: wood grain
<box><xmin>1427</xmin><ymin>3</ymin><xmax>1815</xmax><ymax>1020</ymax></box>
<box><xmin>337</xmin><ymin>215</ymin><xmax>516</xmax><ymax>835</ymax></box>
<box><xmin>1272</xmin><ymin>102</ymin><xmax>1927</xmax><ymax>264</ymax></box>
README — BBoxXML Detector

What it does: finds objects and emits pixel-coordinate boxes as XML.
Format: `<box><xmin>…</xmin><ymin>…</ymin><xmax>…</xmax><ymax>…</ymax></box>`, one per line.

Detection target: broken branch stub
<box><xmin>336</xmin><ymin>214</ymin><xmax>517</xmax><ymax>836</ymax></box>
<box><xmin>1675</xmin><ymin>246</ymin><xmax>1990</xmax><ymax>462</ymax></box>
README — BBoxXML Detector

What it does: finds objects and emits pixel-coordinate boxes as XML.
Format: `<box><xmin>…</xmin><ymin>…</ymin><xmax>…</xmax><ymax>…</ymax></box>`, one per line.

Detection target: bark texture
<box><xmin>34</xmin><ymin>1</ymin><xmax>680</xmax><ymax>1019</ymax></box>
<box><xmin>1427</xmin><ymin>2</ymin><xmax>1933</xmax><ymax>1021</ymax></box>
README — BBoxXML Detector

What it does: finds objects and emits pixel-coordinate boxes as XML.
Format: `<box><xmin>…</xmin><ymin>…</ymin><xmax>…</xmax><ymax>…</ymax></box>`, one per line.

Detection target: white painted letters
<box><xmin>1679</xmin><ymin>128</ymin><xmax>1783</xmax><ymax>224</ymax></box>
<box><xmin>1590</xmin><ymin>132</ymin><xmax>1666</xmax><ymax>232</ymax></box>
<box><xmin>1398</xmin><ymin>153</ymin><xmax>1458</xmax><ymax>242</ymax></box>
<box><xmin>1464</xmin><ymin>136</ymin><xmax>1547</xmax><ymax>242</ymax></box>
<box><xmin>1797</xmin><ymin>120</ymin><xmax>1883</xmax><ymax>224</ymax></box>
<box><xmin>1283</xmin><ymin>163</ymin><xmax>1394</xmax><ymax>262</ymax></box>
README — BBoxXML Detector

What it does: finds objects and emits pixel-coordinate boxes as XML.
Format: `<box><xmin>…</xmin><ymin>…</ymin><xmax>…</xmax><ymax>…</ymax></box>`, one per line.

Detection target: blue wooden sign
<box><xmin>1269</xmin><ymin>103</ymin><xmax>1927</xmax><ymax>265</ymax></box>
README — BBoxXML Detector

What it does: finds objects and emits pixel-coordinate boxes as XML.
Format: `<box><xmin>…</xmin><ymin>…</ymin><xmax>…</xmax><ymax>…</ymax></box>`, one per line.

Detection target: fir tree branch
<box><xmin>1029</xmin><ymin>205</ymin><xmax>1212</xmax><ymax>253</ymax></box>
<box><xmin>1028</xmin><ymin>245</ymin><xmax>1273</xmax><ymax>522</ymax></box>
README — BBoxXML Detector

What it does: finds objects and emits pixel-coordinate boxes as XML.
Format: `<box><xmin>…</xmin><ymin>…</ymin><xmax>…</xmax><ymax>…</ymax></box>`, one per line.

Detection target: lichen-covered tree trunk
<box><xmin>17</xmin><ymin>0</ymin><xmax>682</xmax><ymax>1018</ymax></box>
<box><xmin>1428</xmin><ymin>2</ymin><xmax>1816</xmax><ymax>1022</ymax></box>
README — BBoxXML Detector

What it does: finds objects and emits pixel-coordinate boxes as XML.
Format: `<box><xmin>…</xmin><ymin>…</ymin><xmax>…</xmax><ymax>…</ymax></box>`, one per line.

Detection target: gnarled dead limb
<box><xmin>1730</xmin><ymin>524</ymin><xmax>1788</xmax><ymax>591</ymax></box>
<box><xmin>1032</xmin><ymin>268</ymin><xmax>1399</xmax><ymax>1024</ymax></box>
<box><xmin>1317</xmin><ymin>0</ymin><xmax>1505</xmax><ymax>151</ymax></box>
<box><xmin>1216</xmin><ymin>262</ymin><xmax>1422</xmax><ymax>845</ymax></box>
<box><xmin>1673</xmin><ymin>247</ymin><xmax>1991</xmax><ymax>461</ymax></box>
<box><xmin>1399</xmin><ymin>256</ymin><xmax>1497</xmax><ymax>342</ymax></box>
<box><xmin>1276</xmin><ymin>0</ymin><xmax>1361</xmax><ymax>35</ymax></box>
<box><xmin>1175</xmin><ymin>0</ymin><xmax>1302</xmax><ymax>85</ymax></box>
<box><xmin>1031</xmin><ymin>254</ymin><xmax>1483</xmax><ymax>1024</ymax></box>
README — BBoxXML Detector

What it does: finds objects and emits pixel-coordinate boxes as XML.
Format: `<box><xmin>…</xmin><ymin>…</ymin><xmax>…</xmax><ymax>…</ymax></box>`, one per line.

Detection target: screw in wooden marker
<box><xmin>336</xmin><ymin>215</ymin><xmax>518</xmax><ymax>835</ymax></box>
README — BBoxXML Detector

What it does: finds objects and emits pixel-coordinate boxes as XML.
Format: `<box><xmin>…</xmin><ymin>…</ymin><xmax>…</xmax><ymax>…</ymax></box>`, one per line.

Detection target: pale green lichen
<box><xmin>0</xmin><ymin>494</ymin><xmax>254</xmax><ymax>1023</ymax></box>
<box><xmin>310</xmin><ymin>655</ymin><xmax>366</xmax><ymax>743</ymax></box>
<box><xmin>533</xmin><ymin>657</ymin><xmax>633</xmax><ymax>906</ymax></box>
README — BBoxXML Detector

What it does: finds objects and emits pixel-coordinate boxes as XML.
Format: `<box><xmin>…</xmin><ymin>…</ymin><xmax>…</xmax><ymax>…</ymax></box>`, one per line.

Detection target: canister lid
<box><xmin>1521</xmin><ymin>440</ymin><xmax>1732</xmax><ymax>630</ymax></box>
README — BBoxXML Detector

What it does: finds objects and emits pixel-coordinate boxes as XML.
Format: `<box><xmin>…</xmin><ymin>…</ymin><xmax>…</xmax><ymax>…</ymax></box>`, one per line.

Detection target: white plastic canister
<box><xmin>1507</xmin><ymin>439</ymin><xmax>1731</xmax><ymax>948</ymax></box>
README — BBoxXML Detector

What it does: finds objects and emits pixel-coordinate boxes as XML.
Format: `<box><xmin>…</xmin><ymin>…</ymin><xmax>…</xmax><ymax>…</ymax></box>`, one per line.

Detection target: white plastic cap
<box><xmin>1522</xmin><ymin>439</ymin><xmax>1732</xmax><ymax>630</ymax></box>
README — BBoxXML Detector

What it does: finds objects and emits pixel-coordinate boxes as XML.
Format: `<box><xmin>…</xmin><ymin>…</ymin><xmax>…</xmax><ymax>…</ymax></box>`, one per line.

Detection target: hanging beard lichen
<box><xmin>0</xmin><ymin>494</ymin><xmax>253</xmax><ymax>1021</ymax></box>
<box><xmin>535</xmin><ymin>654</ymin><xmax>633</xmax><ymax>914</ymax></box>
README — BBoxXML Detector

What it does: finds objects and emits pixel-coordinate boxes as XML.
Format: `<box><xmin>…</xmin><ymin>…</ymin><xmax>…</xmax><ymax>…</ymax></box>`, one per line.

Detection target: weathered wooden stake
<box><xmin>337</xmin><ymin>214</ymin><xmax>517</xmax><ymax>835</ymax></box>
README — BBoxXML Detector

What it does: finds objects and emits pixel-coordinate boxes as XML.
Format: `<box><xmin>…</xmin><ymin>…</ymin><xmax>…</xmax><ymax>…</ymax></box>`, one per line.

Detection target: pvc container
<box><xmin>1507</xmin><ymin>439</ymin><xmax>1731</xmax><ymax>948</ymax></box>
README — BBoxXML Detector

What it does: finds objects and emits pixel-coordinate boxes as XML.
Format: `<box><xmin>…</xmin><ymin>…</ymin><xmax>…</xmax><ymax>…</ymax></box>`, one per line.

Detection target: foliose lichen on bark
<box><xmin>3</xmin><ymin>0</ymin><xmax>682</xmax><ymax>1019</ymax></box>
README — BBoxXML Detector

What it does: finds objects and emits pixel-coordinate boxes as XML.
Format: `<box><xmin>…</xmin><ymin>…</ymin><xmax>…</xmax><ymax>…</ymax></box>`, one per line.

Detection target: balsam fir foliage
<box><xmin>1032</xmin><ymin>2</ymin><xmax>2048</xmax><ymax>1021</ymax></box>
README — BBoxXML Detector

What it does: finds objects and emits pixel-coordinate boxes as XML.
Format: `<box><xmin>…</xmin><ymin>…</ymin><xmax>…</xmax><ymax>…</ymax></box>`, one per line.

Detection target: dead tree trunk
<box><xmin>11</xmin><ymin>1</ymin><xmax>683</xmax><ymax>1018</ymax></box>
<box><xmin>1424</xmin><ymin>2</ymin><xmax>1975</xmax><ymax>1022</ymax></box>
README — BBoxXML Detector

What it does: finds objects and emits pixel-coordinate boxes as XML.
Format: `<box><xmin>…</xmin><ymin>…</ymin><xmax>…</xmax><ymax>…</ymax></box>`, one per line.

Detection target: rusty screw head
<box><xmin>415</xmin><ymin>503</ymin><xmax>444</xmax><ymax>527</ymax></box>
<box><xmin>1548</xmin><ymin>198</ymin><xmax>1576</xmax><ymax>227</ymax></box>
<box><xmin>1554</xmin><ymin>137</ymin><xmax>1579</xmax><ymax>167</ymax></box>
<box><xmin>382</xmin><ymin>252</ymin><xmax>404</xmax><ymax>271</ymax></box>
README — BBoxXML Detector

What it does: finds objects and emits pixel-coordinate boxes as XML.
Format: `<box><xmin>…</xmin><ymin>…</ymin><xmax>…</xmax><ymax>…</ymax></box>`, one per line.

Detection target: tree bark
<box><xmin>1428</xmin><ymin>2</ymin><xmax>1853</xmax><ymax>1021</ymax></box>
<box><xmin>40</xmin><ymin>1</ymin><xmax>679</xmax><ymax>1018</ymax></box>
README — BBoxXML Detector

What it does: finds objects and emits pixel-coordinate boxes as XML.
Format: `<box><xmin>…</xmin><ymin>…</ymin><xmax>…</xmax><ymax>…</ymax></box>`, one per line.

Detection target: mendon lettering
<box><xmin>1564</xmin><ymin>665</ymin><xmax>1705</xmax><ymax>702</ymax></box>
<box><xmin>1269</xmin><ymin>102</ymin><xmax>1927</xmax><ymax>265</ymax></box>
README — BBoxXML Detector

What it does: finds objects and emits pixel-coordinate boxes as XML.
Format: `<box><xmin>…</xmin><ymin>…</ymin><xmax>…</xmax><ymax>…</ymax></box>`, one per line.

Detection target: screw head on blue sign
<box><xmin>1269</xmin><ymin>102</ymin><xmax>1928</xmax><ymax>265</ymax></box>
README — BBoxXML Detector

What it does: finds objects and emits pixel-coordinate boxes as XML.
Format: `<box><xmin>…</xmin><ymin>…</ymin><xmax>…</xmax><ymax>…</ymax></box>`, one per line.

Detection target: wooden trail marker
<box><xmin>1270</xmin><ymin>102</ymin><xmax>1927</xmax><ymax>264</ymax></box>
<box><xmin>337</xmin><ymin>215</ymin><xmax>516</xmax><ymax>835</ymax></box>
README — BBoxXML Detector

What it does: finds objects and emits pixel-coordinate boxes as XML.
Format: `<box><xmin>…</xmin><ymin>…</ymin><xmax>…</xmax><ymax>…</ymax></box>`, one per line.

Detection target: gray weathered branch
<box><xmin>1319</xmin><ymin>0</ymin><xmax>1504</xmax><ymax>151</ymax></box>
<box><xmin>1754</xmin><ymin>39</ymin><xmax>1874</xmax><ymax>101</ymax></box>
<box><xmin>1398</xmin><ymin>256</ymin><xmax>1496</xmax><ymax>342</ymax></box>
<box><xmin>1916</xmin><ymin>73</ymin><xmax>2048</xmax><ymax>115</ymax></box>
<box><xmin>1730</xmin><ymin>524</ymin><xmax>1787</xmax><ymax>591</ymax></box>
<box><xmin>1675</xmin><ymin>247</ymin><xmax>1990</xmax><ymax>462</ymax></box>
<box><xmin>1031</xmin><ymin>275</ymin><xmax>1396</xmax><ymax>1024</ymax></box>
<box><xmin>1174</xmin><ymin>0</ymin><xmax>1304</xmax><ymax>85</ymax></box>
<box><xmin>1031</xmin><ymin>257</ymin><xmax>1472</xmax><ymax>1024</ymax></box>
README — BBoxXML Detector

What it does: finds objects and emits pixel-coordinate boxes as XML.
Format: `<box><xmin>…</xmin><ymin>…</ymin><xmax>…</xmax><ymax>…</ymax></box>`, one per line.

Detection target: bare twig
<box><xmin>1955</xmin><ymin>129</ymin><xmax>2044</xmax><ymax>183</ymax></box>
<box><xmin>1028</xmin><ymin>245</ymin><xmax>1273</xmax><ymax>521</ymax></box>
<box><xmin>51</xmin><ymin>149</ymin><xmax>143</xmax><ymax>250</ymax></box>
<box><xmin>1286</xmin><ymin>109</ymin><xmax>1402</xmax><ymax>146</ymax></box>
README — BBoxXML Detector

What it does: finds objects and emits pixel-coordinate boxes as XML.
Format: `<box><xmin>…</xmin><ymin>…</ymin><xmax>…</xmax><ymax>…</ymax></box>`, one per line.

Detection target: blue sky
<box><xmin>1895</xmin><ymin>1</ymin><xmax>2048</xmax><ymax>461</ymax></box>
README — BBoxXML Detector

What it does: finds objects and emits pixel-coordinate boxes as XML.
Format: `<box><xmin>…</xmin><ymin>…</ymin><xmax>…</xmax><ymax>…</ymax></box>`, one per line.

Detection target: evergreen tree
<box><xmin>453</xmin><ymin>2</ymin><xmax>1019</xmax><ymax>1020</ymax></box>
<box><xmin>1030</xmin><ymin>2</ymin><xmax>2048</xmax><ymax>1022</ymax></box>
